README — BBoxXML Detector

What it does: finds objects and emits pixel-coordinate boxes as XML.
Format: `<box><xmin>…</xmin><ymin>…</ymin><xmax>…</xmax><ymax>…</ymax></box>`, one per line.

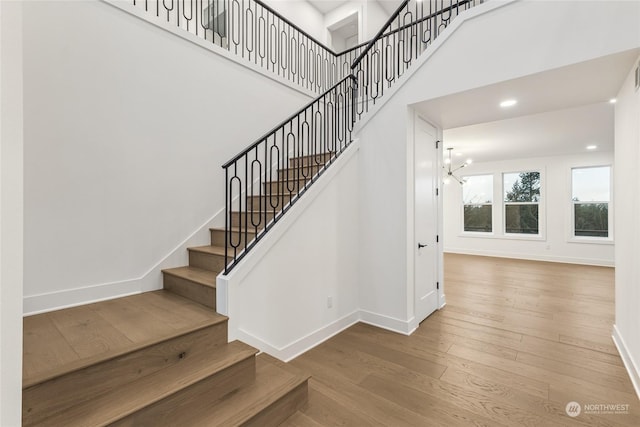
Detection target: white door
<box><xmin>414</xmin><ymin>117</ymin><xmax>439</xmax><ymax>324</ymax></box>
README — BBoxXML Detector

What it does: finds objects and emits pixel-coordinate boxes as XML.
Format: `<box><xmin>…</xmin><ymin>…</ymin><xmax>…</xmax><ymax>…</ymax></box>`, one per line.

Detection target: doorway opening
<box><xmin>327</xmin><ymin>12</ymin><xmax>358</xmax><ymax>52</ymax></box>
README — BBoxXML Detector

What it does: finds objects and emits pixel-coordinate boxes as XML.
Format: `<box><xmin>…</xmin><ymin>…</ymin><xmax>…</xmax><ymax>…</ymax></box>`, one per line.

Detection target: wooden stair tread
<box><xmin>38</xmin><ymin>341</ymin><xmax>258</xmax><ymax>427</ymax></box>
<box><xmin>23</xmin><ymin>290</ymin><xmax>226</xmax><ymax>388</ymax></box>
<box><xmin>187</xmin><ymin>245</ymin><xmax>226</xmax><ymax>256</ymax></box>
<box><xmin>162</xmin><ymin>266</ymin><xmax>217</xmax><ymax>288</ymax></box>
<box><xmin>162</xmin><ymin>353</ymin><xmax>310</xmax><ymax>426</ymax></box>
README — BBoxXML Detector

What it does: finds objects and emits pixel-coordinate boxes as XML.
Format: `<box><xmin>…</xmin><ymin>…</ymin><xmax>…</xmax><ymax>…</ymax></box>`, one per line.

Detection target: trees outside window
<box><xmin>504</xmin><ymin>172</ymin><xmax>540</xmax><ymax>234</ymax></box>
<box><xmin>463</xmin><ymin>175</ymin><xmax>493</xmax><ymax>232</ymax></box>
<box><xmin>572</xmin><ymin>166</ymin><xmax>610</xmax><ymax>238</ymax></box>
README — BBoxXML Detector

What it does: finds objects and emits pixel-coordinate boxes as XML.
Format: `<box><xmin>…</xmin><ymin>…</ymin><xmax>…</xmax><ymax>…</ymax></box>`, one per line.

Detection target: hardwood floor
<box><xmin>286</xmin><ymin>253</ymin><xmax>640</xmax><ymax>426</ymax></box>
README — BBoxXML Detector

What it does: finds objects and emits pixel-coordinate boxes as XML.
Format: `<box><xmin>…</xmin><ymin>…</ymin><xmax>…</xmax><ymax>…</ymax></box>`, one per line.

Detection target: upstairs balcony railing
<box><xmin>220</xmin><ymin>0</ymin><xmax>483</xmax><ymax>273</ymax></box>
<box><xmin>129</xmin><ymin>0</ymin><xmax>481</xmax><ymax>97</ymax></box>
<box><xmin>351</xmin><ymin>0</ymin><xmax>482</xmax><ymax>119</ymax></box>
<box><xmin>130</xmin><ymin>0</ymin><xmax>362</xmax><ymax>93</ymax></box>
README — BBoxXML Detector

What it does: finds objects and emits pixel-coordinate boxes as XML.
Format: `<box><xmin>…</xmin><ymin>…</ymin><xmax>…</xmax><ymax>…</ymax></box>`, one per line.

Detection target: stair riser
<box><xmin>230</xmin><ymin>211</ymin><xmax>275</xmax><ymax>229</ymax></box>
<box><xmin>188</xmin><ymin>250</ymin><xmax>225</xmax><ymax>273</ymax></box>
<box><xmin>163</xmin><ymin>274</ymin><xmax>216</xmax><ymax>309</ymax></box>
<box><xmin>210</xmin><ymin>229</ymin><xmax>257</xmax><ymax>248</ymax></box>
<box><xmin>277</xmin><ymin>165</ymin><xmax>323</xmax><ymax>181</ymax></box>
<box><xmin>111</xmin><ymin>356</ymin><xmax>256</xmax><ymax>426</ymax></box>
<box><xmin>263</xmin><ymin>178</ymin><xmax>311</xmax><ymax>194</ymax></box>
<box><xmin>246</xmin><ymin>194</ymin><xmax>293</xmax><ymax>211</ymax></box>
<box><xmin>243</xmin><ymin>381</ymin><xmax>309</xmax><ymax>427</ymax></box>
<box><xmin>22</xmin><ymin>323</ymin><xmax>228</xmax><ymax>427</ymax></box>
<box><xmin>289</xmin><ymin>153</ymin><xmax>332</xmax><ymax>168</ymax></box>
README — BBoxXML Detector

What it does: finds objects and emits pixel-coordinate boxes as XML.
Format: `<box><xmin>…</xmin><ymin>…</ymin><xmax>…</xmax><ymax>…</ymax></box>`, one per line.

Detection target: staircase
<box><xmin>21</xmin><ymin>165</ymin><xmax>334</xmax><ymax>427</ymax></box>
<box><xmin>23</xmin><ymin>0</ymin><xmax>483</xmax><ymax>422</ymax></box>
<box><xmin>21</xmin><ymin>151</ymin><xmax>329</xmax><ymax>426</ymax></box>
<box><xmin>23</xmin><ymin>297</ymin><xmax>308</xmax><ymax>426</ymax></box>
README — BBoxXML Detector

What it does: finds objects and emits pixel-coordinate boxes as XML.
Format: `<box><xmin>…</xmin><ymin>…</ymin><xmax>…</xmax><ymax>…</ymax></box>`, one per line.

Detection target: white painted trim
<box><xmin>359</xmin><ymin>310</ymin><xmax>416</xmax><ymax>336</ymax></box>
<box><xmin>234</xmin><ymin>311</ymin><xmax>360</xmax><ymax>362</ymax></box>
<box><xmin>612</xmin><ymin>325</ymin><xmax>640</xmax><ymax>400</ymax></box>
<box><xmin>24</xmin><ymin>286</ymin><xmax>141</xmax><ymax>316</ymax></box>
<box><xmin>24</xmin><ymin>206</ymin><xmax>228</xmax><ymax>315</ymax></box>
<box><xmin>101</xmin><ymin>0</ymin><xmax>317</xmax><ymax>100</ymax></box>
<box><xmin>353</xmin><ymin>0</ymin><xmax>517</xmax><ymax>134</ymax></box>
<box><xmin>444</xmin><ymin>248</ymin><xmax>614</xmax><ymax>267</ymax></box>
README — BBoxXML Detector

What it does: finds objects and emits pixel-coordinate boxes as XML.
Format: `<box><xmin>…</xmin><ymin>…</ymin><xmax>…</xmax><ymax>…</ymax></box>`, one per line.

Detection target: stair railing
<box><xmin>221</xmin><ymin>0</ymin><xmax>483</xmax><ymax>273</ymax></box>
<box><xmin>129</xmin><ymin>0</ymin><xmax>357</xmax><ymax>94</ymax></box>
<box><xmin>222</xmin><ymin>75</ymin><xmax>357</xmax><ymax>273</ymax></box>
<box><xmin>351</xmin><ymin>0</ymin><xmax>482</xmax><ymax>120</ymax></box>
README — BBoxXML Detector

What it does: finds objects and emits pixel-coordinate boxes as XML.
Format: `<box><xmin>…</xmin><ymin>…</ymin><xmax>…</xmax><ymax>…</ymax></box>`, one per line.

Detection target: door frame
<box><xmin>409</xmin><ymin>112</ymin><xmax>445</xmax><ymax>331</ymax></box>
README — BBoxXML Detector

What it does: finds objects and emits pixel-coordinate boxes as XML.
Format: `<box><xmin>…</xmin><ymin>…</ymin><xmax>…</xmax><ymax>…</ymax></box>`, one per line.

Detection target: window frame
<box><xmin>569</xmin><ymin>165</ymin><xmax>613</xmax><ymax>244</ymax></box>
<box><xmin>502</xmin><ymin>170</ymin><xmax>544</xmax><ymax>239</ymax></box>
<box><xmin>461</xmin><ymin>174</ymin><xmax>494</xmax><ymax>235</ymax></box>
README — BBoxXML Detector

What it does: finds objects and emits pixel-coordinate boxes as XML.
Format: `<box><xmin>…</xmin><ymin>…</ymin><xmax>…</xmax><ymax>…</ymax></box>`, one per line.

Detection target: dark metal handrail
<box><xmin>351</xmin><ymin>0</ymin><xmax>483</xmax><ymax>121</ymax></box>
<box><xmin>222</xmin><ymin>76</ymin><xmax>356</xmax><ymax>168</ymax></box>
<box><xmin>221</xmin><ymin>0</ymin><xmax>484</xmax><ymax>273</ymax></box>
<box><xmin>222</xmin><ymin>75</ymin><xmax>357</xmax><ymax>273</ymax></box>
<box><xmin>249</xmin><ymin>0</ymin><xmax>337</xmax><ymax>56</ymax></box>
<box><xmin>351</xmin><ymin>0</ymin><xmax>410</xmax><ymax>70</ymax></box>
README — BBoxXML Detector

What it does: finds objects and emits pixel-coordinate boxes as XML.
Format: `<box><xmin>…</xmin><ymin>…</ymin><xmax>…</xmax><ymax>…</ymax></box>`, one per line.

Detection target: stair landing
<box><xmin>23</xmin><ymin>290</ymin><xmax>226</xmax><ymax>387</ymax></box>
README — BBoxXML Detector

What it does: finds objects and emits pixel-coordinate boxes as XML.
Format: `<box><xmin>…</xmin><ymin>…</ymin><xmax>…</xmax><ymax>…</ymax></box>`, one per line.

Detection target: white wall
<box><xmin>613</xmin><ymin>55</ymin><xmax>640</xmax><ymax>398</ymax></box>
<box><xmin>443</xmin><ymin>153</ymin><xmax>615</xmax><ymax>266</ymax></box>
<box><xmin>22</xmin><ymin>0</ymin><xmax>312</xmax><ymax>313</ymax></box>
<box><xmin>218</xmin><ymin>142</ymin><xmax>360</xmax><ymax>361</ymax></box>
<box><xmin>354</xmin><ymin>0</ymin><xmax>639</xmax><ymax>333</ymax></box>
<box><xmin>324</xmin><ymin>0</ymin><xmax>389</xmax><ymax>49</ymax></box>
<box><xmin>0</xmin><ymin>1</ymin><xmax>24</xmax><ymax>424</ymax></box>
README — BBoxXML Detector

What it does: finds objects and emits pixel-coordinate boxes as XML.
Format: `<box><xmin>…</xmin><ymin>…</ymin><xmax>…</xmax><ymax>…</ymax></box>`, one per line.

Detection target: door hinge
<box><xmin>436</xmin><ymin>235</ymin><xmax>439</xmax><ymax>243</ymax></box>
<box><xmin>437</xmin><ymin>281</ymin><xmax>440</xmax><ymax>290</ymax></box>
<box><xmin>436</xmin><ymin>140</ymin><xmax>440</xmax><ymax>149</ymax></box>
<box><xmin>436</xmin><ymin>188</ymin><xmax>439</xmax><ymax>196</ymax></box>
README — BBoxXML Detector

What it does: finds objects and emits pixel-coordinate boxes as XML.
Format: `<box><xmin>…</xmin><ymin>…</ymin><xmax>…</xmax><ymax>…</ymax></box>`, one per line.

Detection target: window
<box><xmin>572</xmin><ymin>166</ymin><xmax>610</xmax><ymax>238</ymax></box>
<box><xmin>463</xmin><ymin>175</ymin><xmax>493</xmax><ymax>232</ymax></box>
<box><xmin>503</xmin><ymin>172</ymin><xmax>540</xmax><ymax>235</ymax></box>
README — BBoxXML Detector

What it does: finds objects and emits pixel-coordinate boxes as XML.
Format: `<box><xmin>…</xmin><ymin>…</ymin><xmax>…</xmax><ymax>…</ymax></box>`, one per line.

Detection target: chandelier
<box><xmin>443</xmin><ymin>147</ymin><xmax>472</xmax><ymax>185</ymax></box>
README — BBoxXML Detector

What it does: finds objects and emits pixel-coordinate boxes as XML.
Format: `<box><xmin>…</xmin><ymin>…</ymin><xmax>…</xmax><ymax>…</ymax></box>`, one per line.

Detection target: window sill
<box><xmin>568</xmin><ymin>237</ymin><xmax>614</xmax><ymax>245</ymax></box>
<box><xmin>458</xmin><ymin>232</ymin><xmax>545</xmax><ymax>242</ymax></box>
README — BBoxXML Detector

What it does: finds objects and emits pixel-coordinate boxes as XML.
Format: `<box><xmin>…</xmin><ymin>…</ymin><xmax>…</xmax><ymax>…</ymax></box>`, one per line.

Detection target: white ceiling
<box><xmin>412</xmin><ymin>49</ymin><xmax>640</xmax><ymax>163</ymax></box>
<box><xmin>443</xmin><ymin>103</ymin><xmax>614</xmax><ymax>164</ymax></box>
<box><xmin>307</xmin><ymin>0</ymin><xmax>351</xmax><ymax>14</ymax></box>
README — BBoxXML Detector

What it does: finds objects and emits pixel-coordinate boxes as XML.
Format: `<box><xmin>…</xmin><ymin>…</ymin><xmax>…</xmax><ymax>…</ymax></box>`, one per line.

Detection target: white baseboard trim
<box><xmin>231</xmin><ymin>308</ymin><xmax>422</xmax><ymax>362</ymax></box>
<box><xmin>444</xmin><ymin>248</ymin><xmax>614</xmax><ymax>267</ymax></box>
<box><xmin>359</xmin><ymin>310</ymin><xmax>416</xmax><ymax>336</ymax></box>
<box><xmin>233</xmin><ymin>311</ymin><xmax>360</xmax><ymax>362</ymax></box>
<box><xmin>612</xmin><ymin>325</ymin><xmax>640</xmax><ymax>400</ymax></box>
<box><xmin>24</xmin><ymin>206</ymin><xmax>227</xmax><ymax>315</ymax></box>
<box><xmin>23</xmin><ymin>283</ymin><xmax>141</xmax><ymax>316</ymax></box>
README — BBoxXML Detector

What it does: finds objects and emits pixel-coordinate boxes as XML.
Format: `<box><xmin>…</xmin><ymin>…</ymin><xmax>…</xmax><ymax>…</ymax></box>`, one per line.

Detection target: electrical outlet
<box><xmin>327</xmin><ymin>296</ymin><xmax>333</xmax><ymax>308</ymax></box>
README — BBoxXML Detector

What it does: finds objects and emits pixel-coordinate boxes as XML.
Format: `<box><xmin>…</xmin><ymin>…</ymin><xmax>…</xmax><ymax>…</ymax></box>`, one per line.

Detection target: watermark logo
<box><xmin>566</xmin><ymin>401</ymin><xmax>581</xmax><ymax>417</ymax></box>
<box><xmin>565</xmin><ymin>401</ymin><xmax>630</xmax><ymax>417</ymax></box>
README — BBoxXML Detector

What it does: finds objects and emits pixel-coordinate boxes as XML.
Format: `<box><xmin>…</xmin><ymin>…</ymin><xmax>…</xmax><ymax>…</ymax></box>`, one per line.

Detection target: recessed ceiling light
<box><xmin>500</xmin><ymin>99</ymin><xmax>517</xmax><ymax>108</ymax></box>
<box><xmin>586</xmin><ymin>145</ymin><xmax>597</xmax><ymax>150</ymax></box>
<box><xmin>609</xmin><ymin>98</ymin><xmax>617</xmax><ymax>104</ymax></box>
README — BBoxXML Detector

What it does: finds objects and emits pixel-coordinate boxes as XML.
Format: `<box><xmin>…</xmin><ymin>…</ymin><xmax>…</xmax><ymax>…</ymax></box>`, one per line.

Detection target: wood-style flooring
<box><xmin>286</xmin><ymin>253</ymin><xmax>640</xmax><ymax>426</ymax></box>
